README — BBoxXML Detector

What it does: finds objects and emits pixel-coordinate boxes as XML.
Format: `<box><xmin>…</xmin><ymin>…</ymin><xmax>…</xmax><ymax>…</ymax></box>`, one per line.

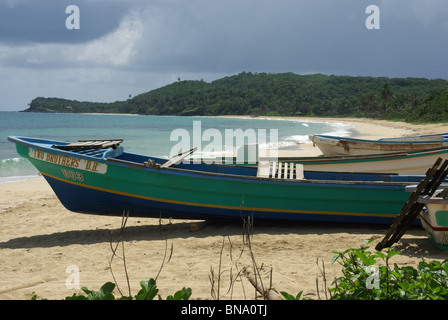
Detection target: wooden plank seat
<box><xmin>257</xmin><ymin>161</ymin><xmax>304</xmax><ymax>180</ymax></box>
<box><xmin>54</xmin><ymin>139</ymin><xmax>123</xmax><ymax>150</ymax></box>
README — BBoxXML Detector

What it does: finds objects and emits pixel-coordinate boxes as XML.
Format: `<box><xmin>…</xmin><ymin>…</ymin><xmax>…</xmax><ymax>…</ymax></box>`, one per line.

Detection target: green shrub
<box><xmin>329</xmin><ymin>240</ymin><xmax>448</xmax><ymax>300</ymax></box>
<box><xmin>281</xmin><ymin>240</ymin><xmax>448</xmax><ymax>300</ymax></box>
<box><xmin>34</xmin><ymin>278</ymin><xmax>192</xmax><ymax>300</ymax></box>
<box><xmin>280</xmin><ymin>291</ymin><xmax>305</xmax><ymax>300</ymax></box>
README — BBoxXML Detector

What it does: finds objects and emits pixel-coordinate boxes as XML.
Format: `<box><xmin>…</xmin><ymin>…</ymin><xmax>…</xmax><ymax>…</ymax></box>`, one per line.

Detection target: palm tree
<box><xmin>380</xmin><ymin>83</ymin><xmax>394</xmax><ymax>117</ymax></box>
<box><xmin>381</xmin><ymin>83</ymin><xmax>393</xmax><ymax>101</ymax></box>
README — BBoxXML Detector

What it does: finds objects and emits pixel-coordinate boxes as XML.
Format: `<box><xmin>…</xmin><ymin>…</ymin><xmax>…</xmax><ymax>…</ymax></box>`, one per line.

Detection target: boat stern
<box><xmin>418</xmin><ymin>194</ymin><xmax>448</xmax><ymax>250</ymax></box>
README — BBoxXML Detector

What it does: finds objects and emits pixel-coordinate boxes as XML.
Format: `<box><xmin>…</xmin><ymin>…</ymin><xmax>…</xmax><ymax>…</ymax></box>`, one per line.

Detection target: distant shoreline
<box><xmin>79</xmin><ymin>113</ymin><xmax>139</xmax><ymax>116</ymax></box>
<box><xmin>210</xmin><ymin>115</ymin><xmax>448</xmax><ymax>140</ymax></box>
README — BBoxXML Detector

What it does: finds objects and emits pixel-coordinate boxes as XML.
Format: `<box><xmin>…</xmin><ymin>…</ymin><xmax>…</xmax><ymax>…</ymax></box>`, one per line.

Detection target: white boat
<box><xmin>309</xmin><ymin>134</ymin><xmax>448</xmax><ymax>156</ymax></box>
<box><xmin>417</xmin><ymin>190</ymin><xmax>448</xmax><ymax>250</ymax></box>
<box><xmin>194</xmin><ymin>147</ymin><xmax>448</xmax><ymax>176</ymax></box>
<box><xmin>280</xmin><ymin>148</ymin><xmax>448</xmax><ymax>175</ymax></box>
<box><xmin>380</xmin><ymin>133</ymin><xmax>448</xmax><ymax>142</ymax></box>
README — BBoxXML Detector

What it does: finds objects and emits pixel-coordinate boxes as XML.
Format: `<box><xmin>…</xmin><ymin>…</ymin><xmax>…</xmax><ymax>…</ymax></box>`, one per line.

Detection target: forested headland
<box><xmin>24</xmin><ymin>72</ymin><xmax>448</xmax><ymax>122</ymax></box>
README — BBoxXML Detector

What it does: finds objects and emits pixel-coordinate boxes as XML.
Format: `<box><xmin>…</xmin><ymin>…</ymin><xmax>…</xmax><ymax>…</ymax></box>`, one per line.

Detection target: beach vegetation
<box><xmin>280</xmin><ymin>290</ymin><xmax>305</xmax><ymax>300</ymax></box>
<box><xmin>59</xmin><ymin>279</ymin><xmax>192</xmax><ymax>300</ymax></box>
<box><xmin>29</xmin><ymin>236</ymin><xmax>448</xmax><ymax>300</ymax></box>
<box><xmin>208</xmin><ymin>216</ymin><xmax>283</xmax><ymax>300</ymax></box>
<box><xmin>24</xmin><ymin>72</ymin><xmax>448</xmax><ymax>123</ymax></box>
<box><xmin>282</xmin><ymin>239</ymin><xmax>448</xmax><ymax>300</ymax></box>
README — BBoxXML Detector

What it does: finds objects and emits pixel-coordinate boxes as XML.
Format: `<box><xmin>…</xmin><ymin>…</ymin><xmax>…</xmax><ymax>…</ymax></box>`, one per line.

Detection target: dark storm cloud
<box><xmin>129</xmin><ymin>0</ymin><xmax>384</xmax><ymax>76</ymax></box>
<box><xmin>131</xmin><ymin>0</ymin><xmax>368</xmax><ymax>73</ymax></box>
<box><xmin>1</xmin><ymin>0</ymin><xmax>447</xmax><ymax>78</ymax></box>
<box><xmin>0</xmin><ymin>0</ymin><xmax>128</xmax><ymax>44</ymax></box>
<box><xmin>146</xmin><ymin>0</ymin><xmax>448</xmax><ymax>79</ymax></box>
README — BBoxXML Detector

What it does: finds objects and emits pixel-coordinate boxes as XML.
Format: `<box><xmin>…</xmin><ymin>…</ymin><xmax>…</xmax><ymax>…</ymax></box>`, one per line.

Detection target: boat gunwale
<box><xmin>8</xmin><ymin>135</ymin><xmax>423</xmax><ymax>188</ymax></box>
<box><xmin>310</xmin><ymin>134</ymin><xmax>448</xmax><ymax>145</ymax></box>
<box><xmin>418</xmin><ymin>195</ymin><xmax>448</xmax><ymax>204</ymax></box>
<box><xmin>266</xmin><ymin>147</ymin><xmax>448</xmax><ymax>165</ymax></box>
<box><xmin>379</xmin><ymin>132</ymin><xmax>448</xmax><ymax>141</ymax></box>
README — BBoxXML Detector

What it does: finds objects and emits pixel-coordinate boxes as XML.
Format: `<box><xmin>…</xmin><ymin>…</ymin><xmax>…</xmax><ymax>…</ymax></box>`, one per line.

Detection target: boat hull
<box><xmin>417</xmin><ymin>195</ymin><xmax>448</xmax><ymax>250</ymax></box>
<box><xmin>310</xmin><ymin>134</ymin><xmax>448</xmax><ymax>156</ymax></box>
<box><xmin>305</xmin><ymin>155</ymin><xmax>446</xmax><ymax>175</ymax></box>
<box><xmin>9</xmin><ymin>136</ymin><xmax>425</xmax><ymax>225</ymax></box>
<box><xmin>278</xmin><ymin>149</ymin><xmax>448</xmax><ymax>175</ymax></box>
<box><xmin>379</xmin><ymin>133</ymin><xmax>448</xmax><ymax>142</ymax></box>
<box><xmin>196</xmin><ymin>148</ymin><xmax>448</xmax><ymax>175</ymax></box>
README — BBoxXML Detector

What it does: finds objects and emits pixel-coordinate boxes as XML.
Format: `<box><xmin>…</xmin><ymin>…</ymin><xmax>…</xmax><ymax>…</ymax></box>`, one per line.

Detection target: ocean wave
<box><xmin>322</xmin><ymin>121</ymin><xmax>354</xmax><ymax>137</ymax></box>
<box><xmin>280</xmin><ymin>121</ymin><xmax>354</xmax><ymax>146</ymax></box>
<box><xmin>1</xmin><ymin>157</ymin><xmax>22</xmax><ymax>163</ymax></box>
<box><xmin>0</xmin><ymin>157</ymin><xmax>39</xmax><ymax>183</ymax></box>
<box><xmin>283</xmin><ymin>135</ymin><xmax>313</xmax><ymax>144</ymax></box>
<box><xmin>0</xmin><ymin>175</ymin><xmax>40</xmax><ymax>183</ymax></box>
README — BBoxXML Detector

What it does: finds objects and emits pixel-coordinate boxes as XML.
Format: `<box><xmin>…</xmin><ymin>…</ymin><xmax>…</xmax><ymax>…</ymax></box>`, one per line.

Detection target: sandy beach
<box><xmin>1</xmin><ymin>117</ymin><xmax>448</xmax><ymax>300</ymax></box>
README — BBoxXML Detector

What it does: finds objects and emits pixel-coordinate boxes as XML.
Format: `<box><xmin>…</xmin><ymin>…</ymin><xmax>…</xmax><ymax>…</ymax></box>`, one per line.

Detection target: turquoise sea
<box><xmin>0</xmin><ymin>112</ymin><xmax>353</xmax><ymax>182</ymax></box>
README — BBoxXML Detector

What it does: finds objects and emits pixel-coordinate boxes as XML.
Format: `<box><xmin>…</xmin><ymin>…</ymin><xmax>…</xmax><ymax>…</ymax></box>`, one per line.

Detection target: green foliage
<box><xmin>24</xmin><ymin>72</ymin><xmax>448</xmax><ymax>122</ymax></box>
<box><xmin>166</xmin><ymin>287</ymin><xmax>192</xmax><ymax>300</ymax></box>
<box><xmin>60</xmin><ymin>278</ymin><xmax>192</xmax><ymax>300</ymax></box>
<box><xmin>329</xmin><ymin>240</ymin><xmax>448</xmax><ymax>300</ymax></box>
<box><xmin>280</xmin><ymin>290</ymin><xmax>304</xmax><ymax>300</ymax></box>
<box><xmin>280</xmin><ymin>240</ymin><xmax>448</xmax><ymax>300</ymax></box>
<box><xmin>405</xmin><ymin>91</ymin><xmax>448</xmax><ymax>123</ymax></box>
<box><xmin>133</xmin><ymin>278</ymin><xmax>159</xmax><ymax>300</ymax></box>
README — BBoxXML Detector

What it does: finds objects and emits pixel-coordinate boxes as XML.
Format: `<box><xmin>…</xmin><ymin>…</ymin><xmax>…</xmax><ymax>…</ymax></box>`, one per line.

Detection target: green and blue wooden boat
<box><xmin>8</xmin><ymin>136</ymin><xmax>429</xmax><ymax>225</ymax></box>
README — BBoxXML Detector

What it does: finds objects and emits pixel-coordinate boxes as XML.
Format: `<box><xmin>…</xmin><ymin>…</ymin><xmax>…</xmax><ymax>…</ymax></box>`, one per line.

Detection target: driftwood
<box><xmin>242</xmin><ymin>267</ymin><xmax>283</xmax><ymax>300</ymax></box>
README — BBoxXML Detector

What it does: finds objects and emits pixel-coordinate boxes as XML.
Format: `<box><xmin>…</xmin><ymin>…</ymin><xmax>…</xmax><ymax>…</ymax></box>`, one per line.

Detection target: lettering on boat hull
<box><xmin>28</xmin><ymin>148</ymin><xmax>107</xmax><ymax>174</ymax></box>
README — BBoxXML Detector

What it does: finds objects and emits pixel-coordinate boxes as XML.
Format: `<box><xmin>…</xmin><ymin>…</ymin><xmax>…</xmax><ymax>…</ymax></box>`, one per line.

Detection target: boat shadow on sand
<box><xmin>0</xmin><ymin>218</ymin><xmax>444</xmax><ymax>260</ymax></box>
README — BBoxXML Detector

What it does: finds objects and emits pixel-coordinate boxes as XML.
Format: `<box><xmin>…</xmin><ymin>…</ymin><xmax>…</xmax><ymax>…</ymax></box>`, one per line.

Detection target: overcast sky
<box><xmin>1</xmin><ymin>0</ymin><xmax>447</xmax><ymax>111</ymax></box>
